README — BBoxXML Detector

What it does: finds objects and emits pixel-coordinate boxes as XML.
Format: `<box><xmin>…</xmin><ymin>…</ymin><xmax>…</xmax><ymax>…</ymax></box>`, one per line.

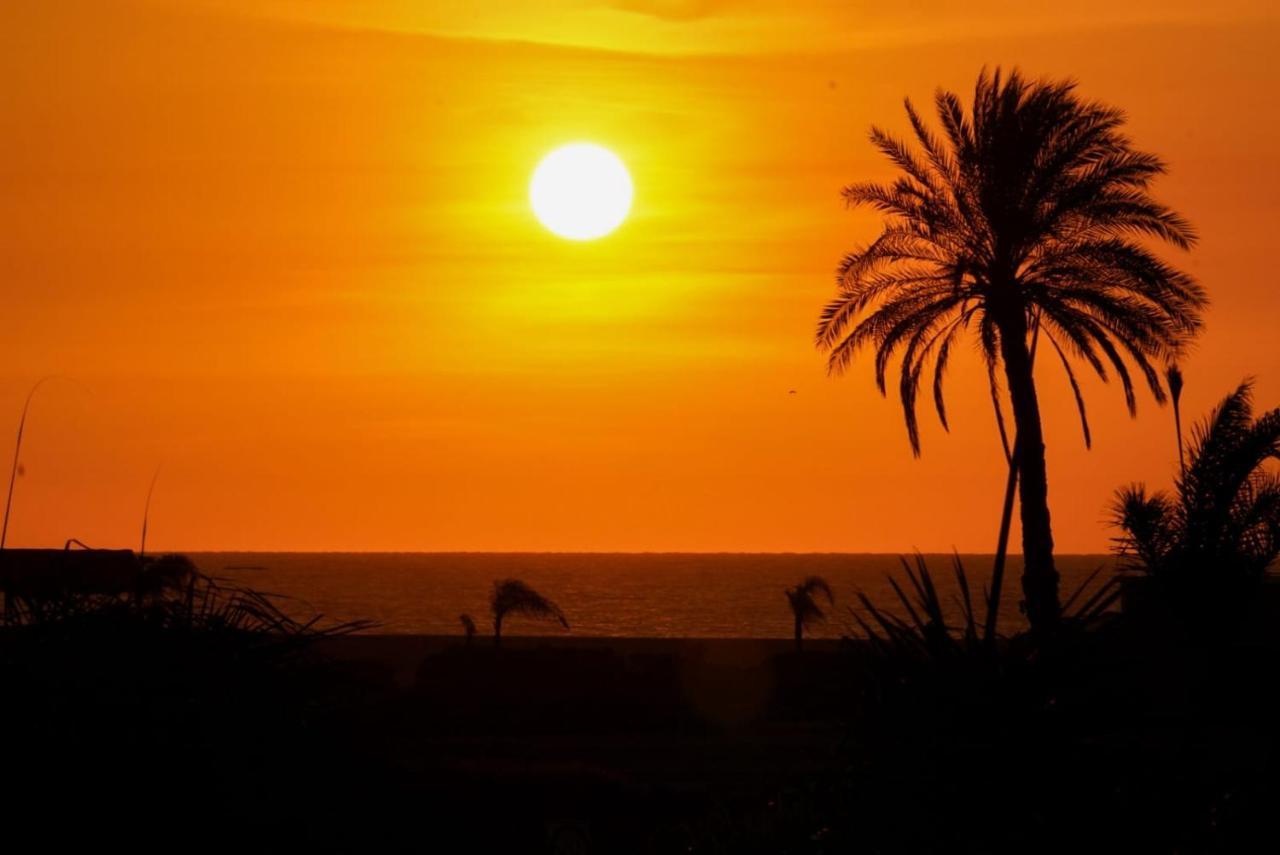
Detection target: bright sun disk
<box><xmin>530</xmin><ymin>143</ymin><xmax>633</xmax><ymax>240</ymax></box>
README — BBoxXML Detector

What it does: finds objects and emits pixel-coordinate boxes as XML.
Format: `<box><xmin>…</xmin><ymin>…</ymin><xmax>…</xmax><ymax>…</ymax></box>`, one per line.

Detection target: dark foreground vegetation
<box><xmin>2</xmin><ymin>558</ymin><xmax>1280</xmax><ymax>853</ymax></box>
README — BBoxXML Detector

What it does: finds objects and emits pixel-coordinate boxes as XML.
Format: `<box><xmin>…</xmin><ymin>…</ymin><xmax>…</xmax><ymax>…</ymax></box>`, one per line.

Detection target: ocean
<box><xmin>196</xmin><ymin>552</ymin><xmax>1119</xmax><ymax>639</ymax></box>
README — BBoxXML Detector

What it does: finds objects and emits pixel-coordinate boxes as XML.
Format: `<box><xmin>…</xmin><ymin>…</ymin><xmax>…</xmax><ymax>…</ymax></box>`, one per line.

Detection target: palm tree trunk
<box><xmin>985</xmin><ymin>435</ymin><xmax>1019</xmax><ymax>644</ymax></box>
<box><xmin>1173</xmin><ymin>400</ymin><xmax>1186</xmax><ymax>479</ymax></box>
<box><xmin>493</xmin><ymin>615</ymin><xmax>502</xmax><ymax>646</ymax></box>
<box><xmin>1167</xmin><ymin>365</ymin><xmax>1186</xmax><ymax>479</ymax></box>
<box><xmin>996</xmin><ymin>310</ymin><xmax>1061</xmax><ymax>634</ymax></box>
<box><xmin>986</xmin><ymin>316</ymin><xmax>1039</xmax><ymax>644</ymax></box>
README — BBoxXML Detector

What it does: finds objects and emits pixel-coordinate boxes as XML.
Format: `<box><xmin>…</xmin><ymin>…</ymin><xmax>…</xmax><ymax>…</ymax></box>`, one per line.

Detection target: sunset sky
<box><xmin>2</xmin><ymin>0</ymin><xmax>1278</xmax><ymax>553</ymax></box>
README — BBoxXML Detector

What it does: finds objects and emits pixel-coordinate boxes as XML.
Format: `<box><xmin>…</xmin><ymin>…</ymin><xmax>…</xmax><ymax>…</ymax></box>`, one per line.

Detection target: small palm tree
<box><xmin>785</xmin><ymin>576</ymin><xmax>834</xmax><ymax>651</ymax></box>
<box><xmin>459</xmin><ymin>613</ymin><xmax>477</xmax><ymax>645</ymax></box>
<box><xmin>490</xmin><ymin>579</ymin><xmax>568</xmax><ymax>644</ymax></box>
<box><xmin>1111</xmin><ymin>380</ymin><xmax>1280</xmax><ymax>601</ymax></box>
<box><xmin>818</xmin><ymin>68</ymin><xmax>1206</xmax><ymax>633</ymax></box>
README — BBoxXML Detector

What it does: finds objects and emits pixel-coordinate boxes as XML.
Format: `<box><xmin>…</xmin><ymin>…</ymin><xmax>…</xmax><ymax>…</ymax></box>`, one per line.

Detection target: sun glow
<box><xmin>529</xmin><ymin>143</ymin><xmax>633</xmax><ymax>240</ymax></box>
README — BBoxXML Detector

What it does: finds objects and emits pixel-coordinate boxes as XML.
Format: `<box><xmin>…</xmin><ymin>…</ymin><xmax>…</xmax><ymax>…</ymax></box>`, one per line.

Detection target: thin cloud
<box><xmin>603</xmin><ymin>0</ymin><xmax>732</xmax><ymax>22</ymax></box>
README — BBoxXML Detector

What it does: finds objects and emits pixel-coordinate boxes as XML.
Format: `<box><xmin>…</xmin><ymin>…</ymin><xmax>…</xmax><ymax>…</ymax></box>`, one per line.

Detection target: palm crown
<box><xmin>818</xmin><ymin>67</ymin><xmax>1205</xmax><ymax>452</ymax></box>
<box><xmin>785</xmin><ymin>576</ymin><xmax>835</xmax><ymax>627</ymax></box>
<box><xmin>490</xmin><ymin>578</ymin><xmax>569</xmax><ymax>642</ymax></box>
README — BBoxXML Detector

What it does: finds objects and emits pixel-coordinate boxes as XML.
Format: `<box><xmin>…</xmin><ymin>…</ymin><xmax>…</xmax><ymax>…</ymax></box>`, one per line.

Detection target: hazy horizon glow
<box><xmin>1</xmin><ymin>0</ymin><xmax>1278</xmax><ymax>553</ymax></box>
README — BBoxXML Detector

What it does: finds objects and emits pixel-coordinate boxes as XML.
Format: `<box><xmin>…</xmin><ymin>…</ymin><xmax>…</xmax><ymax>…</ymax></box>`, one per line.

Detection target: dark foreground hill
<box><xmin>6</xmin><ymin>623</ymin><xmax>1280</xmax><ymax>852</ymax></box>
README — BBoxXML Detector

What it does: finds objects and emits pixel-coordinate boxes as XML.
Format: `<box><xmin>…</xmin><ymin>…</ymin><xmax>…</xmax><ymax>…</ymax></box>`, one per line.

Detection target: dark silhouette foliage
<box><xmin>851</xmin><ymin>553</ymin><xmax>1119</xmax><ymax>662</ymax></box>
<box><xmin>1112</xmin><ymin>380</ymin><xmax>1280</xmax><ymax>603</ymax></box>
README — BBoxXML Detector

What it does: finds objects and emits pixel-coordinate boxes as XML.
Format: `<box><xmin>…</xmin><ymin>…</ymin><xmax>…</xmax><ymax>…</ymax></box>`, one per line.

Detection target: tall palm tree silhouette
<box><xmin>785</xmin><ymin>576</ymin><xmax>834</xmax><ymax>651</ymax></box>
<box><xmin>490</xmin><ymin>579</ymin><xmax>568</xmax><ymax>645</ymax></box>
<box><xmin>818</xmin><ymin>68</ymin><xmax>1205</xmax><ymax>632</ymax></box>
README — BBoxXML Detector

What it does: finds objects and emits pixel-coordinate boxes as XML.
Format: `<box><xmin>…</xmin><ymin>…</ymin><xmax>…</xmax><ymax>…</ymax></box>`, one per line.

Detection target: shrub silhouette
<box><xmin>1112</xmin><ymin>380</ymin><xmax>1280</xmax><ymax>613</ymax></box>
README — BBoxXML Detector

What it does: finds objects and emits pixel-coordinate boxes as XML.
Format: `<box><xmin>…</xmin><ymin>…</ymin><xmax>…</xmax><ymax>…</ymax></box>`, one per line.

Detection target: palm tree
<box><xmin>1111</xmin><ymin>381</ymin><xmax>1280</xmax><ymax>598</ymax></box>
<box><xmin>784</xmin><ymin>576</ymin><xmax>835</xmax><ymax>651</ymax></box>
<box><xmin>490</xmin><ymin>579</ymin><xmax>568</xmax><ymax>644</ymax></box>
<box><xmin>817</xmin><ymin>68</ymin><xmax>1206</xmax><ymax>633</ymax></box>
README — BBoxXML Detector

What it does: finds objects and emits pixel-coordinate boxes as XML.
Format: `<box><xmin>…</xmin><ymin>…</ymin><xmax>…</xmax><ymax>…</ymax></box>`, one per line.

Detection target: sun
<box><xmin>530</xmin><ymin>143</ymin><xmax>633</xmax><ymax>241</ymax></box>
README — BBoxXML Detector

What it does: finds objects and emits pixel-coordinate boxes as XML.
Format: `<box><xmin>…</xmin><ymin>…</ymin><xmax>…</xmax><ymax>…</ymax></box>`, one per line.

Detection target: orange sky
<box><xmin>1</xmin><ymin>0</ymin><xmax>1278</xmax><ymax>552</ymax></box>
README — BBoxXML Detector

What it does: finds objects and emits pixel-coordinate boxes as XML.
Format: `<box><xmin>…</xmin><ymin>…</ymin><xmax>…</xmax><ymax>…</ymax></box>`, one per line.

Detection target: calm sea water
<box><xmin>194</xmin><ymin>552</ymin><xmax>1118</xmax><ymax>639</ymax></box>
